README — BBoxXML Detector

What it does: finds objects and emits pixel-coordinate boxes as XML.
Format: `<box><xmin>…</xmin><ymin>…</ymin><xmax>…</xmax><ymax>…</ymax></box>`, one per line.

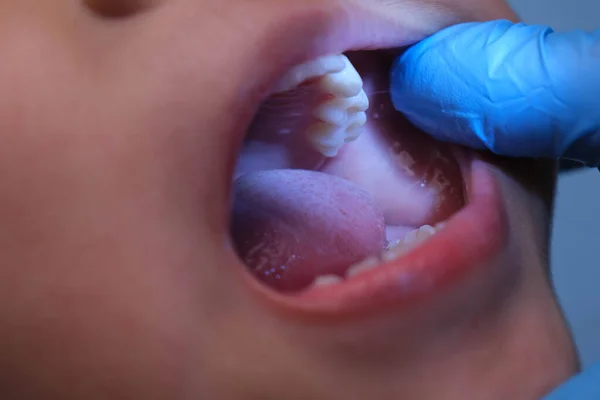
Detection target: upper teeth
<box><xmin>272</xmin><ymin>54</ymin><xmax>369</xmax><ymax>157</ymax></box>
<box><xmin>272</xmin><ymin>54</ymin><xmax>346</xmax><ymax>94</ymax></box>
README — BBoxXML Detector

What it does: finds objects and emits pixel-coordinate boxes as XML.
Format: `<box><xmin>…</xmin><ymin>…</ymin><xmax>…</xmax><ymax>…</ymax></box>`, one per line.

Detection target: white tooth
<box><xmin>313</xmin><ymin>274</ymin><xmax>343</xmax><ymax>287</ymax></box>
<box><xmin>306</xmin><ymin>123</ymin><xmax>346</xmax><ymax>157</ymax></box>
<box><xmin>308</xmin><ymin>108</ymin><xmax>367</xmax><ymax>156</ymax></box>
<box><xmin>272</xmin><ymin>53</ymin><xmax>369</xmax><ymax>157</ymax></box>
<box><xmin>313</xmin><ymin>99</ymin><xmax>352</xmax><ymax>126</ymax></box>
<box><xmin>272</xmin><ymin>54</ymin><xmax>346</xmax><ymax>94</ymax></box>
<box><xmin>382</xmin><ymin>243</ymin><xmax>409</xmax><ymax>262</ymax></box>
<box><xmin>348</xmin><ymin>90</ymin><xmax>369</xmax><ymax>113</ymax></box>
<box><xmin>382</xmin><ymin>225</ymin><xmax>438</xmax><ymax>262</ymax></box>
<box><xmin>319</xmin><ymin>55</ymin><xmax>363</xmax><ymax>97</ymax></box>
<box><xmin>347</xmin><ymin>111</ymin><xmax>367</xmax><ymax>127</ymax></box>
<box><xmin>346</xmin><ymin>256</ymin><xmax>380</xmax><ymax>278</ymax></box>
<box><xmin>407</xmin><ymin>224</ymin><xmax>436</xmax><ymax>245</ymax></box>
<box><xmin>313</xmin><ymin>92</ymin><xmax>369</xmax><ymax>126</ymax></box>
<box><xmin>344</xmin><ymin>125</ymin><xmax>363</xmax><ymax>142</ymax></box>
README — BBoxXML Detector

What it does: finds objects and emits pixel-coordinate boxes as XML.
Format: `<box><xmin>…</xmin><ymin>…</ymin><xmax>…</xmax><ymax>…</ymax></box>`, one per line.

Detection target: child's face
<box><xmin>0</xmin><ymin>1</ymin><xmax>576</xmax><ymax>399</ymax></box>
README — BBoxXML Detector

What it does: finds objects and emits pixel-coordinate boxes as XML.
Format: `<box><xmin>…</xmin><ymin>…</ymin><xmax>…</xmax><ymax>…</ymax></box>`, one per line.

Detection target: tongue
<box><xmin>231</xmin><ymin>169</ymin><xmax>386</xmax><ymax>292</ymax></box>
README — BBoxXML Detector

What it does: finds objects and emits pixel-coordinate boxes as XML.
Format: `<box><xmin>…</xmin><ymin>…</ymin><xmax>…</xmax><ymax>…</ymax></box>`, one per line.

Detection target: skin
<box><xmin>0</xmin><ymin>1</ymin><xmax>578</xmax><ymax>399</ymax></box>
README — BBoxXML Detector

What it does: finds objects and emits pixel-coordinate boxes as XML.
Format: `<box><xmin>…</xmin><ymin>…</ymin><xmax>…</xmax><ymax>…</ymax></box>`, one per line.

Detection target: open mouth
<box><xmin>229</xmin><ymin>49</ymin><xmax>508</xmax><ymax>316</ymax></box>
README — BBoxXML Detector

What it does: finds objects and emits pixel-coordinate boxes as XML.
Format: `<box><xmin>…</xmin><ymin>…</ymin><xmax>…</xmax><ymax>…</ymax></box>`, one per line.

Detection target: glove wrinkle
<box><xmin>390</xmin><ymin>20</ymin><xmax>600</xmax><ymax>166</ymax></box>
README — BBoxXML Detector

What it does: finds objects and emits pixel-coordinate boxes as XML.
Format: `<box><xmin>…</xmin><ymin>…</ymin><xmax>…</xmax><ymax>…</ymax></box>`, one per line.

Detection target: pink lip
<box><xmin>239</xmin><ymin>154</ymin><xmax>508</xmax><ymax>319</ymax></box>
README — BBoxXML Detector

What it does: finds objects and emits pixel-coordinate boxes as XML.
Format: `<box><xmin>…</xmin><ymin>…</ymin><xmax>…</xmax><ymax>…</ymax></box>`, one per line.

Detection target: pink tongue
<box><xmin>231</xmin><ymin>169</ymin><xmax>386</xmax><ymax>292</ymax></box>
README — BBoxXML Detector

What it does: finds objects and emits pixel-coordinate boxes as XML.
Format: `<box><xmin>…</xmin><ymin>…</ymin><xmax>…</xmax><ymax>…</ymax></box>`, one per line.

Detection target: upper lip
<box><xmin>254</xmin><ymin>0</ymin><xmax>464</xmax><ymax>100</ymax></box>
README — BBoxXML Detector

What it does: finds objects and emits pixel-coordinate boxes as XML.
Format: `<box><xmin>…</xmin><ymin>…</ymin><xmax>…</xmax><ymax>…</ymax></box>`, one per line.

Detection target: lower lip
<box><xmin>240</xmin><ymin>153</ymin><xmax>508</xmax><ymax>319</ymax></box>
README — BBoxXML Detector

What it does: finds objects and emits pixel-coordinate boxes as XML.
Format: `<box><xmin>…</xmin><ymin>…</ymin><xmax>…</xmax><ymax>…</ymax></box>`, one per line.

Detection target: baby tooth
<box><xmin>313</xmin><ymin>274</ymin><xmax>343</xmax><ymax>287</ymax></box>
<box><xmin>313</xmin><ymin>99</ymin><xmax>351</xmax><ymax>126</ymax></box>
<box><xmin>346</xmin><ymin>256</ymin><xmax>380</xmax><ymax>278</ymax></box>
<box><xmin>404</xmin><ymin>225</ymin><xmax>436</xmax><ymax>246</ymax></box>
<box><xmin>272</xmin><ymin>54</ymin><xmax>346</xmax><ymax>94</ymax></box>
<box><xmin>319</xmin><ymin>55</ymin><xmax>363</xmax><ymax>97</ymax></box>
<box><xmin>306</xmin><ymin>123</ymin><xmax>346</xmax><ymax>156</ymax></box>
<box><xmin>277</xmin><ymin>54</ymin><xmax>368</xmax><ymax>157</ymax></box>
<box><xmin>348</xmin><ymin>91</ymin><xmax>369</xmax><ymax>113</ymax></box>
<box><xmin>382</xmin><ymin>225</ymin><xmax>438</xmax><ymax>262</ymax></box>
<box><xmin>313</xmin><ymin>93</ymin><xmax>369</xmax><ymax>126</ymax></box>
<box><xmin>347</xmin><ymin>112</ymin><xmax>367</xmax><ymax>127</ymax></box>
<box><xmin>344</xmin><ymin>126</ymin><xmax>363</xmax><ymax>142</ymax></box>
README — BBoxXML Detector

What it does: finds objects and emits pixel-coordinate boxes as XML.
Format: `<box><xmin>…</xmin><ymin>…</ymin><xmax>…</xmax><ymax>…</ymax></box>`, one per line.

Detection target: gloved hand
<box><xmin>390</xmin><ymin>20</ymin><xmax>600</xmax><ymax>166</ymax></box>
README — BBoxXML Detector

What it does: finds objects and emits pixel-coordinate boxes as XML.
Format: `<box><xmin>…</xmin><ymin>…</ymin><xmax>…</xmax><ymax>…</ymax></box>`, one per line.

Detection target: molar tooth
<box><xmin>313</xmin><ymin>93</ymin><xmax>369</xmax><ymax>126</ymax></box>
<box><xmin>313</xmin><ymin>274</ymin><xmax>343</xmax><ymax>287</ymax></box>
<box><xmin>404</xmin><ymin>225</ymin><xmax>436</xmax><ymax>246</ymax></box>
<box><xmin>275</xmin><ymin>53</ymin><xmax>368</xmax><ymax>157</ymax></box>
<box><xmin>313</xmin><ymin>99</ymin><xmax>351</xmax><ymax>125</ymax></box>
<box><xmin>382</xmin><ymin>225</ymin><xmax>438</xmax><ymax>262</ymax></box>
<box><xmin>347</xmin><ymin>111</ymin><xmax>367</xmax><ymax>127</ymax></box>
<box><xmin>319</xmin><ymin>55</ymin><xmax>363</xmax><ymax>97</ymax></box>
<box><xmin>346</xmin><ymin>256</ymin><xmax>380</xmax><ymax>278</ymax></box>
<box><xmin>272</xmin><ymin>54</ymin><xmax>346</xmax><ymax>94</ymax></box>
<box><xmin>348</xmin><ymin>91</ymin><xmax>369</xmax><ymax>113</ymax></box>
<box><xmin>306</xmin><ymin>123</ymin><xmax>346</xmax><ymax>156</ymax></box>
<box><xmin>308</xmin><ymin>109</ymin><xmax>367</xmax><ymax>155</ymax></box>
<box><xmin>344</xmin><ymin>126</ymin><xmax>363</xmax><ymax>142</ymax></box>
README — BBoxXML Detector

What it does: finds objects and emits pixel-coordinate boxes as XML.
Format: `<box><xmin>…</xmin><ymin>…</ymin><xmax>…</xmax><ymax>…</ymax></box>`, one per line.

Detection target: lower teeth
<box><xmin>309</xmin><ymin>223</ymin><xmax>441</xmax><ymax>289</ymax></box>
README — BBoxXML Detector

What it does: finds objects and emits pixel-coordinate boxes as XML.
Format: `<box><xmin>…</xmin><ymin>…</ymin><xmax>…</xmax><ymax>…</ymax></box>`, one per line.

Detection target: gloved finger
<box><xmin>390</xmin><ymin>20</ymin><xmax>600</xmax><ymax>166</ymax></box>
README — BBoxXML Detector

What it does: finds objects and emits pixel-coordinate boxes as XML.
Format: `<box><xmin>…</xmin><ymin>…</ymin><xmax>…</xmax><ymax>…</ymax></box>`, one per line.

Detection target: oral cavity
<box><xmin>232</xmin><ymin>51</ymin><xmax>465</xmax><ymax>293</ymax></box>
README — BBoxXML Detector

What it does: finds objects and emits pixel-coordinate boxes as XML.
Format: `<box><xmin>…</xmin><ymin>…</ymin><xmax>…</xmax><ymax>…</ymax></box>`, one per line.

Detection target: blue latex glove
<box><xmin>390</xmin><ymin>20</ymin><xmax>600</xmax><ymax>166</ymax></box>
<box><xmin>542</xmin><ymin>362</ymin><xmax>600</xmax><ymax>399</ymax></box>
<box><xmin>391</xmin><ymin>20</ymin><xmax>600</xmax><ymax>397</ymax></box>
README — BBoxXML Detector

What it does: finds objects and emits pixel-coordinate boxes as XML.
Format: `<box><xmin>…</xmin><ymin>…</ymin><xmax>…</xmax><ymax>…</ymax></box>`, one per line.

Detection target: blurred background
<box><xmin>506</xmin><ymin>0</ymin><xmax>600</xmax><ymax>367</ymax></box>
